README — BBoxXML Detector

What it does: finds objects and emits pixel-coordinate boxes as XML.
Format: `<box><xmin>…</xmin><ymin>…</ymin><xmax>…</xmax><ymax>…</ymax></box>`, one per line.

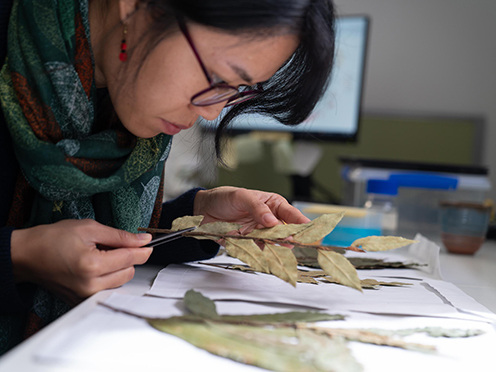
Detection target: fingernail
<box><xmin>137</xmin><ymin>233</ymin><xmax>152</xmax><ymax>240</ymax></box>
<box><xmin>262</xmin><ymin>213</ymin><xmax>278</xmax><ymax>225</ymax></box>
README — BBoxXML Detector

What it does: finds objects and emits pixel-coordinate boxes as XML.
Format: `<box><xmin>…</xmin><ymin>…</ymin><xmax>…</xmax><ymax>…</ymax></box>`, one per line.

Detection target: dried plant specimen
<box><xmin>136</xmin><ymin>290</ymin><xmax>483</xmax><ymax>372</ymax></box>
<box><xmin>351</xmin><ymin>236</ymin><xmax>417</xmax><ymax>251</ymax></box>
<box><xmin>141</xmin><ymin>214</ymin><xmax>418</xmax><ymax>291</ymax></box>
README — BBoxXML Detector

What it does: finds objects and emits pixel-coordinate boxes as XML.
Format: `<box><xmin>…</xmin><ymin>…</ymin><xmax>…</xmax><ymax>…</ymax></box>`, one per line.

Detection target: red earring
<box><xmin>119</xmin><ymin>24</ymin><xmax>128</xmax><ymax>62</ymax></box>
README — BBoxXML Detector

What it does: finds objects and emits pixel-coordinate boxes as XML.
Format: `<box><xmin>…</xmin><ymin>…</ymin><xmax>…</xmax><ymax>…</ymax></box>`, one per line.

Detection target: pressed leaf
<box><xmin>360</xmin><ymin>279</ymin><xmax>412</xmax><ymax>288</ymax></box>
<box><xmin>225</xmin><ymin>238</ymin><xmax>269</xmax><ymax>273</ymax></box>
<box><xmin>311</xmin><ymin>328</ymin><xmax>436</xmax><ymax>353</ymax></box>
<box><xmin>297</xmin><ymin>274</ymin><xmax>319</xmax><ymax>285</ymax></box>
<box><xmin>317</xmin><ymin>250</ymin><xmax>362</xmax><ymax>292</ymax></box>
<box><xmin>320</xmin><ymin>277</ymin><xmax>412</xmax><ymax>290</ymax></box>
<box><xmin>367</xmin><ymin>327</ymin><xmax>485</xmax><ymax>338</ymax></box>
<box><xmin>148</xmin><ymin>319</ymin><xmax>360</xmax><ymax>372</ymax></box>
<box><xmin>347</xmin><ymin>257</ymin><xmax>423</xmax><ymax>269</ymax></box>
<box><xmin>299</xmin><ymin>270</ymin><xmax>327</xmax><ymax>278</ymax></box>
<box><xmin>351</xmin><ymin>236</ymin><xmax>417</xmax><ymax>251</ymax></box>
<box><xmin>263</xmin><ymin>244</ymin><xmax>298</xmax><ymax>287</ymax></box>
<box><xmin>184</xmin><ymin>289</ymin><xmax>219</xmax><ymax>319</ymax></box>
<box><xmin>171</xmin><ymin>215</ymin><xmax>204</xmax><ymax>231</ymax></box>
<box><xmin>228</xmin><ymin>264</ymin><xmax>257</xmax><ymax>273</ymax></box>
<box><xmin>194</xmin><ymin>221</ymin><xmax>242</xmax><ymax>240</ymax></box>
<box><xmin>222</xmin><ymin>311</ymin><xmax>345</xmax><ymax>324</ymax></box>
<box><xmin>247</xmin><ymin>223</ymin><xmax>308</xmax><ymax>240</ymax></box>
<box><xmin>294</xmin><ymin>212</ymin><xmax>345</xmax><ymax>244</ymax></box>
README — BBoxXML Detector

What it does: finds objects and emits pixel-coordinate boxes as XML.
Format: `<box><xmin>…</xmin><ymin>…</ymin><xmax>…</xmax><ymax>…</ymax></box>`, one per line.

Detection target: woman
<box><xmin>0</xmin><ymin>0</ymin><xmax>335</xmax><ymax>353</ymax></box>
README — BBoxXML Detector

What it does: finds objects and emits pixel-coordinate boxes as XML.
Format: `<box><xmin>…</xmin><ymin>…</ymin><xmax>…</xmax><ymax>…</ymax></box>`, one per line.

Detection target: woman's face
<box><xmin>98</xmin><ymin>10</ymin><xmax>299</xmax><ymax>138</ymax></box>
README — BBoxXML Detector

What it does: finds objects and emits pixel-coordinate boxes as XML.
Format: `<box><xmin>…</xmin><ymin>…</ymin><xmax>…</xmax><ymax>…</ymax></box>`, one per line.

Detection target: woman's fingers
<box><xmin>94</xmin><ymin>266</ymin><xmax>137</xmax><ymax>293</ymax></box>
<box><xmin>93</xmin><ymin>247</ymin><xmax>153</xmax><ymax>276</ymax></box>
<box><xmin>82</xmin><ymin>220</ymin><xmax>152</xmax><ymax>248</ymax></box>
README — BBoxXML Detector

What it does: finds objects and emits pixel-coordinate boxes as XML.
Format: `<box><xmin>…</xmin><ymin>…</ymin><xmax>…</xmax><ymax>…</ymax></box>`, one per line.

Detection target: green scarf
<box><xmin>0</xmin><ymin>0</ymin><xmax>171</xmax><ymax>353</ymax></box>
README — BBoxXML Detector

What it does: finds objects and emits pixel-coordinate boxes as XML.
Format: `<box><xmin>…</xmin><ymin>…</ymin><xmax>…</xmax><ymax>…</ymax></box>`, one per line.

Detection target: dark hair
<box><xmin>137</xmin><ymin>0</ymin><xmax>336</xmax><ymax>157</ymax></box>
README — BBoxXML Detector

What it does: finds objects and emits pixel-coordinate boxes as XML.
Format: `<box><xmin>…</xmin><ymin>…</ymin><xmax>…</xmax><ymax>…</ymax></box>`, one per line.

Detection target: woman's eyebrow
<box><xmin>228</xmin><ymin>63</ymin><xmax>254</xmax><ymax>85</ymax></box>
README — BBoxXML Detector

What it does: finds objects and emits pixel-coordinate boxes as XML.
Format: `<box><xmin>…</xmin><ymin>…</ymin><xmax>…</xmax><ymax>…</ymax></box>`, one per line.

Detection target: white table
<box><xmin>1</xmin><ymin>240</ymin><xmax>495</xmax><ymax>371</ymax></box>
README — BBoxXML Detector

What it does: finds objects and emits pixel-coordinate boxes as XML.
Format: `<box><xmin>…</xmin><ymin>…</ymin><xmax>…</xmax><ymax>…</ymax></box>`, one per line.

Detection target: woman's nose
<box><xmin>191</xmin><ymin>101</ymin><xmax>227</xmax><ymax>121</ymax></box>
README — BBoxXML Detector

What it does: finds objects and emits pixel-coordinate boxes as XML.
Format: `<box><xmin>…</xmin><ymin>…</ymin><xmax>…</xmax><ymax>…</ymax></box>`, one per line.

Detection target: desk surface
<box><xmin>1</xmin><ymin>240</ymin><xmax>495</xmax><ymax>371</ymax></box>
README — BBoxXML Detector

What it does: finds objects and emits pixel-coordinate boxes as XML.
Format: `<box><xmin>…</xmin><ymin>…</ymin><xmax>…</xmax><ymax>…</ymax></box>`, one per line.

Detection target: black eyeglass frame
<box><xmin>177</xmin><ymin>17</ymin><xmax>263</xmax><ymax>107</ymax></box>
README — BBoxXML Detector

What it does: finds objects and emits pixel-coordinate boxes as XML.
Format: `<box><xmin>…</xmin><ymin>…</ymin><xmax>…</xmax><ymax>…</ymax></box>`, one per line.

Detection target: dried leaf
<box><xmin>299</xmin><ymin>270</ymin><xmax>327</xmax><ymax>278</ymax></box>
<box><xmin>319</xmin><ymin>277</ymin><xmax>411</xmax><ymax>290</ymax></box>
<box><xmin>351</xmin><ymin>236</ymin><xmax>417</xmax><ymax>251</ymax></box>
<box><xmin>294</xmin><ymin>212</ymin><xmax>345</xmax><ymax>244</ymax></box>
<box><xmin>222</xmin><ymin>311</ymin><xmax>345</xmax><ymax>324</ymax></box>
<box><xmin>311</xmin><ymin>327</ymin><xmax>436</xmax><ymax>353</ymax></box>
<box><xmin>171</xmin><ymin>215</ymin><xmax>204</xmax><ymax>231</ymax></box>
<box><xmin>229</xmin><ymin>264</ymin><xmax>257</xmax><ymax>273</ymax></box>
<box><xmin>148</xmin><ymin>320</ymin><xmax>360</xmax><ymax>372</ymax></box>
<box><xmin>184</xmin><ymin>289</ymin><xmax>219</xmax><ymax>319</ymax></box>
<box><xmin>367</xmin><ymin>327</ymin><xmax>484</xmax><ymax>338</ymax></box>
<box><xmin>347</xmin><ymin>257</ymin><xmax>423</xmax><ymax>269</ymax></box>
<box><xmin>247</xmin><ymin>223</ymin><xmax>308</xmax><ymax>239</ymax></box>
<box><xmin>317</xmin><ymin>250</ymin><xmax>362</xmax><ymax>292</ymax></box>
<box><xmin>360</xmin><ymin>279</ymin><xmax>412</xmax><ymax>288</ymax></box>
<box><xmin>194</xmin><ymin>221</ymin><xmax>242</xmax><ymax>240</ymax></box>
<box><xmin>297</xmin><ymin>274</ymin><xmax>320</xmax><ymax>285</ymax></box>
<box><xmin>263</xmin><ymin>244</ymin><xmax>298</xmax><ymax>287</ymax></box>
<box><xmin>225</xmin><ymin>238</ymin><xmax>269</xmax><ymax>273</ymax></box>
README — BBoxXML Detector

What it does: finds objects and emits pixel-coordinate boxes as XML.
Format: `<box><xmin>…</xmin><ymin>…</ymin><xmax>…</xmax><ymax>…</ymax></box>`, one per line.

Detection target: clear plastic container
<box><xmin>364</xmin><ymin>179</ymin><xmax>398</xmax><ymax>236</ymax></box>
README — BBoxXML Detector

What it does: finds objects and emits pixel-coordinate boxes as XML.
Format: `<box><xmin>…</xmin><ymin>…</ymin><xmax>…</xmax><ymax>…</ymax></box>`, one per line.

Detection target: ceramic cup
<box><xmin>439</xmin><ymin>201</ymin><xmax>491</xmax><ymax>255</ymax></box>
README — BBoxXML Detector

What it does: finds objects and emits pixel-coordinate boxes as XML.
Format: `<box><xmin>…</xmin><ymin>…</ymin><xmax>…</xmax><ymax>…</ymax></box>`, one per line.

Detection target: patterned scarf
<box><xmin>0</xmin><ymin>0</ymin><xmax>171</xmax><ymax>353</ymax></box>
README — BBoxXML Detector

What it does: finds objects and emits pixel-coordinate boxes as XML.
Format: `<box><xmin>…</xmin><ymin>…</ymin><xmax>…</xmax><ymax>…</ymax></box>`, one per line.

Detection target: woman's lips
<box><xmin>159</xmin><ymin>118</ymin><xmax>187</xmax><ymax>135</ymax></box>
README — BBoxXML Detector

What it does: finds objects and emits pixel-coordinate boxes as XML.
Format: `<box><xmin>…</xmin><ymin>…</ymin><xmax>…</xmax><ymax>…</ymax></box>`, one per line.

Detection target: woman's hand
<box><xmin>194</xmin><ymin>186</ymin><xmax>310</xmax><ymax>233</ymax></box>
<box><xmin>10</xmin><ymin>219</ymin><xmax>153</xmax><ymax>306</ymax></box>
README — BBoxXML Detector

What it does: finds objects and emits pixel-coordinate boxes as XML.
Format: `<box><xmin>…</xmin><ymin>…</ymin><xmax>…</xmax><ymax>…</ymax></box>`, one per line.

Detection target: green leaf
<box><xmin>171</xmin><ymin>215</ymin><xmax>204</xmax><ymax>231</ymax></box>
<box><xmin>294</xmin><ymin>213</ymin><xmax>345</xmax><ymax>244</ymax></box>
<box><xmin>247</xmin><ymin>223</ymin><xmax>308</xmax><ymax>239</ymax></box>
<box><xmin>351</xmin><ymin>236</ymin><xmax>417</xmax><ymax>251</ymax></box>
<box><xmin>225</xmin><ymin>238</ymin><xmax>269</xmax><ymax>273</ymax></box>
<box><xmin>263</xmin><ymin>244</ymin><xmax>298</xmax><ymax>287</ymax></box>
<box><xmin>317</xmin><ymin>251</ymin><xmax>362</xmax><ymax>292</ymax></box>
<box><xmin>184</xmin><ymin>290</ymin><xmax>219</xmax><ymax>319</ymax></box>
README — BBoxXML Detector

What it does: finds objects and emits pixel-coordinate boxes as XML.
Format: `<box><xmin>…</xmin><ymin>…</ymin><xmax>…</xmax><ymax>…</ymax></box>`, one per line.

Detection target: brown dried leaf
<box><xmin>298</xmin><ymin>270</ymin><xmax>327</xmax><ymax>278</ymax></box>
<box><xmin>297</xmin><ymin>274</ymin><xmax>320</xmax><ymax>285</ymax></box>
<box><xmin>263</xmin><ymin>244</ymin><xmax>298</xmax><ymax>287</ymax></box>
<box><xmin>171</xmin><ymin>215</ymin><xmax>204</xmax><ymax>231</ymax></box>
<box><xmin>319</xmin><ymin>277</ymin><xmax>411</xmax><ymax>290</ymax></box>
<box><xmin>360</xmin><ymin>279</ymin><xmax>412</xmax><ymax>288</ymax></box>
<box><xmin>247</xmin><ymin>223</ymin><xmax>308</xmax><ymax>239</ymax></box>
<box><xmin>351</xmin><ymin>236</ymin><xmax>417</xmax><ymax>251</ymax></box>
<box><xmin>225</xmin><ymin>238</ymin><xmax>269</xmax><ymax>273</ymax></box>
<box><xmin>317</xmin><ymin>250</ymin><xmax>362</xmax><ymax>292</ymax></box>
<box><xmin>194</xmin><ymin>222</ymin><xmax>242</xmax><ymax>240</ymax></box>
<box><xmin>294</xmin><ymin>212</ymin><xmax>345</xmax><ymax>244</ymax></box>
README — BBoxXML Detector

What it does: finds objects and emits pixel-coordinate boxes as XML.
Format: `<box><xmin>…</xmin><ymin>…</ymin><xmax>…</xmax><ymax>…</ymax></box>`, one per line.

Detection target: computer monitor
<box><xmin>200</xmin><ymin>16</ymin><xmax>370</xmax><ymax>141</ymax></box>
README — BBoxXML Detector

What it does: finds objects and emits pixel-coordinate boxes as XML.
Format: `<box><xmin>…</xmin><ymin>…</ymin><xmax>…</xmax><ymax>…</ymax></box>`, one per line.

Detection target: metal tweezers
<box><xmin>144</xmin><ymin>226</ymin><xmax>197</xmax><ymax>247</ymax></box>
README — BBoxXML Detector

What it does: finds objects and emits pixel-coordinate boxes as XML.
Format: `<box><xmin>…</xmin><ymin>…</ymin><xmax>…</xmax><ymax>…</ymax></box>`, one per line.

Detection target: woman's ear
<box><xmin>118</xmin><ymin>0</ymin><xmax>140</xmax><ymax>22</ymax></box>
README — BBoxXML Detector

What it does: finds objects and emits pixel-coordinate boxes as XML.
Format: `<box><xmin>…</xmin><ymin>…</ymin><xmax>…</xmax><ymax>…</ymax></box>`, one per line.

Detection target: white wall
<box><xmin>333</xmin><ymin>0</ymin><xmax>496</xmax><ymax>199</ymax></box>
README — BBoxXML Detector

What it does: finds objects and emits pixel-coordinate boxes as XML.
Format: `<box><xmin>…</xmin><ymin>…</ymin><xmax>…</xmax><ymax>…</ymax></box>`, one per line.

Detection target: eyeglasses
<box><xmin>177</xmin><ymin>18</ymin><xmax>263</xmax><ymax>107</ymax></box>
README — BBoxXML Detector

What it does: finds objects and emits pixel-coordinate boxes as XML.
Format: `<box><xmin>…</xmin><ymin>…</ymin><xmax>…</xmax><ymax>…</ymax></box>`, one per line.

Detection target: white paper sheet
<box><xmin>35</xmin><ymin>295</ymin><xmax>496</xmax><ymax>372</ymax></box>
<box><xmin>146</xmin><ymin>260</ymin><xmax>490</xmax><ymax>322</ymax></box>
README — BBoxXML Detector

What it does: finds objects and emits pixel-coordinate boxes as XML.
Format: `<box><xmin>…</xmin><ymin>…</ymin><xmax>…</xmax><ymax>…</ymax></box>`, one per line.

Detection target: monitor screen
<box><xmin>200</xmin><ymin>16</ymin><xmax>370</xmax><ymax>141</ymax></box>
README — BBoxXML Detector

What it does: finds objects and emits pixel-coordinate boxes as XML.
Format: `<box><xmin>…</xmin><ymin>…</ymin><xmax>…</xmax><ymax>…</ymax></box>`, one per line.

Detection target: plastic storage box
<box><xmin>340</xmin><ymin>158</ymin><xmax>491</xmax><ymax>239</ymax></box>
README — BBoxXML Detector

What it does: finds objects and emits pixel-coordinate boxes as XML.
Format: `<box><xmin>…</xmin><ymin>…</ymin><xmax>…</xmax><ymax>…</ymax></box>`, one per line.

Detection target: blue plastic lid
<box><xmin>367</xmin><ymin>179</ymin><xmax>398</xmax><ymax>195</ymax></box>
<box><xmin>388</xmin><ymin>174</ymin><xmax>458</xmax><ymax>190</ymax></box>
